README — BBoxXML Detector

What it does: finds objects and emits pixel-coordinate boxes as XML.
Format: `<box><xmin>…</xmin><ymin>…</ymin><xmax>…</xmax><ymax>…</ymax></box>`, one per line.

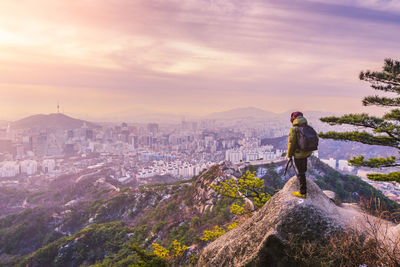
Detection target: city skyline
<box><xmin>1</xmin><ymin>0</ymin><xmax>399</xmax><ymax>119</ymax></box>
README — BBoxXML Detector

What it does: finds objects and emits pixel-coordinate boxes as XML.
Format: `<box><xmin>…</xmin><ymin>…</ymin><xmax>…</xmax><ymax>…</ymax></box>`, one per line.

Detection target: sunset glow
<box><xmin>1</xmin><ymin>0</ymin><xmax>399</xmax><ymax>120</ymax></box>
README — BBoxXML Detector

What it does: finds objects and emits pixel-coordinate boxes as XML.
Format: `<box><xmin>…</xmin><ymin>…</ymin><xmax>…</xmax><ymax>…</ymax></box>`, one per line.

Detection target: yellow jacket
<box><xmin>287</xmin><ymin>116</ymin><xmax>313</xmax><ymax>159</ymax></box>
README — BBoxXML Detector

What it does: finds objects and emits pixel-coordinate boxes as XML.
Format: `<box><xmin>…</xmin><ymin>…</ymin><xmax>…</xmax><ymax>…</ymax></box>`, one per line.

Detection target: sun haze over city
<box><xmin>0</xmin><ymin>0</ymin><xmax>399</xmax><ymax>120</ymax></box>
<box><xmin>2</xmin><ymin>1</ymin><xmax>400</xmax><ymax>266</ymax></box>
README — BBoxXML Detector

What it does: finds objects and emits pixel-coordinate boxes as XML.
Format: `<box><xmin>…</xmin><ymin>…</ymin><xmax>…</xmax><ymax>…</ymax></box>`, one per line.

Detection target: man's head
<box><xmin>290</xmin><ymin>111</ymin><xmax>303</xmax><ymax>123</ymax></box>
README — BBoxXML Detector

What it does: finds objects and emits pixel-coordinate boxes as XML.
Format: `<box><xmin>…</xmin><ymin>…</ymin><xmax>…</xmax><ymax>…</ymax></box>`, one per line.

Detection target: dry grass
<box><xmin>285</xmin><ymin>200</ymin><xmax>400</xmax><ymax>267</ymax></box>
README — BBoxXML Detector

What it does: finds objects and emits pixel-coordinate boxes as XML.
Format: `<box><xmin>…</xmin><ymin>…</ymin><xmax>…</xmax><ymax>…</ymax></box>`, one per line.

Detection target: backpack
<box><xmin>297</xmin><ymin>125</ymin><xmax>319</xmax><ymax>151</ymax></box>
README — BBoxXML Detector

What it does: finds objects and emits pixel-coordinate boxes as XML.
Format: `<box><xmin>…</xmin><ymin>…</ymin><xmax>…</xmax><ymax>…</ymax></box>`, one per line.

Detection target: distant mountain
<box><xmin>11</xmin><ymin>113</ymin><xmax>97</xmax><ymax>130</ymax></box>
<box><xmin>79</xmin><ymin>107</ymin><xmax>337</xmax><ymax>124</ymax></box>
<box><xmin>113</xmin><ymin>112</ymin><xmax>184</xmax><ymax>124</ymax></box>
<box><xmin>207</xmin><ymin>107</ymin><xmax>277</xmax><ymax>120</ymax></box>
<box><xmin>206</xmin><ymin>107</ymin><xmax>338</xmax><ymax>121</ymax></box>
<box><xmin>99</xmin><ymin>109</ymin><xmax>192</xmax><ymax>124</ymax></box>
<box><xmin>261</xmin><ymin>135</ymin><xmax>397</xmax><ymax>160</ymax></box>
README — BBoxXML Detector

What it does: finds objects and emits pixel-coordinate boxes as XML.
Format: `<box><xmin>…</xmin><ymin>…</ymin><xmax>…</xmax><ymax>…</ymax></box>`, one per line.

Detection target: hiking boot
<box><xmin>292</xmin><ymin>191</ymin><xmax>307</xmax><ymax>198</ymax></box>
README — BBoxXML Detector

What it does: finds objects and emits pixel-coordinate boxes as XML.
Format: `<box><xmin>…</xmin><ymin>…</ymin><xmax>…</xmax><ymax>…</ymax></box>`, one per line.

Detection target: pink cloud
<box><xmin>0</xmin><ymin>0</ymin><xmax>399</xmax><ymax>119</ymax></box>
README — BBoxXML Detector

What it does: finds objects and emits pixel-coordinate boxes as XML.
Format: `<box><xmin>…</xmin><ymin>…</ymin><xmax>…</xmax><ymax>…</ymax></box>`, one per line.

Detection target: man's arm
<box><xmin>287</xmin><ymin>126</ymin><xmax>297</xmax><ymax>158</ymax></box>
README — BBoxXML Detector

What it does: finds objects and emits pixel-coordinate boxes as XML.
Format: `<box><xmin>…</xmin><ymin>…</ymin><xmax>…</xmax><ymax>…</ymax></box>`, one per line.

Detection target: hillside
<box><xmin>11</xmin><ymin>113</ymin><xmax>97</xmax><ymax>130</ymax></box>
<box><xmin>0</xmin><ymin>161</ymin><xmax>398</xmax><ymax>266</ymax></box>
<box><xmin>198</xmin><ymin>176</ymin><xmax>399</xmax><ymax>266</ymax></box>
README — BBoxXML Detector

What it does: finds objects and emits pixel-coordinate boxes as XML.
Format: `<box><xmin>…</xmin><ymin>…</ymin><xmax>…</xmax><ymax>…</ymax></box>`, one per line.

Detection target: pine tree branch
<box><xmin>373</xmin><ymin>122</ymin><xmax>400</xmax><ymax>141</ymax></box>
<box><xmin>360</xmin><ymin>58</ymin><xmax>400</xmax><ymax>86</ymax></box>
<box><xmin>370</xmin><ymin>84</ymin><xmax>400</xmax><ymax>94</ymax></box>
<box><xmin>320</xmin><ymin>114</ymin><xmax>400</xmax><ymax>141</ymax></box>
<box><xmin>367</xmin><ymin>172</ymin><xmax>400</xmax><ymax>183</ymax></box>
<box><xmin>360</xmin><ymin>73</ymin><xmax>400</xmax><ymax>87</ymax></box>
<box><xmin>362</xmin><ymin>96</ymin><xmax>400</xmax><ymax>107</ymax></box>
<box><xmin>383</xmin><ymin>109</ymin><xmax>400</xmax><ymax>121</ymax></box>
<box><xmin>320</xmin><ymin>113</ymin><xmax>383</xmax><ymax>127</ymax></box>
<box><xmin>318</xmin><ymin>131</ymin><xmax>400</xmax><ymax>148</ymax></box>
<box><xmin>348</xmin><ymin>155</ymin><xmax>400</xmax><ymax>168</ymax></box>
<box><xmin>320</xmin><ymin>58</ymin><xmax>400</xmax><ymax>184</ymax></box>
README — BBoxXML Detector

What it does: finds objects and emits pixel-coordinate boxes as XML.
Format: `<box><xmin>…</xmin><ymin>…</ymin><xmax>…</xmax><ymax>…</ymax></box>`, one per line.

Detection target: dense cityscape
<box><xmin>0</xmin><ymin>111</ymin><xmax>398</xmax><ymax>203</ymax></box>
<box><xmin>0</xmin><ymin>113</ymin><xmax>285</xmax><ymax>188</ymax></box>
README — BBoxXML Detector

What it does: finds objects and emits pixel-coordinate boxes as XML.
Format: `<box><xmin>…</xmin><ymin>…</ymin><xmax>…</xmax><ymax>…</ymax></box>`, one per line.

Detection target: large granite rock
<box><xmin>197</xmin><ymin>176</ymin><xmax>395</xmax><ymax>267</ymax></box>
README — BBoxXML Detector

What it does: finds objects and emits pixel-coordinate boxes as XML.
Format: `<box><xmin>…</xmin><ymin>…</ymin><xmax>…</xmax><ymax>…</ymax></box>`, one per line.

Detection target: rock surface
<box><xmin>323</xmin><ymin>190</ymin><xmax>341</xmax><ymax>205</ymax></box>
<box><xmin>322</xmin><ymin>190</ymin><xmax>335</xmax><ymax>201</ymax></box>
<box><xmin>197</xmin><ymin>176</ymin><xmax>397</xmax><ymax>267</ymax></box>
<box><xmin>192</xmin><ymin>165</ymin><xmax>222</xmax><ymax>213</ymax></box>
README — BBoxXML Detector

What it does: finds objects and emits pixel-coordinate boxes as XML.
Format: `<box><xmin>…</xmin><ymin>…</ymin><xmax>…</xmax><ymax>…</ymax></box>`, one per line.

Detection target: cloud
<box><xmin>0</xmin><ymin>0</ymin><xmax>399</xmax><ymax>119</ymax></box>
<box><xmin>306</xmin><ymin>0</ymin><xmax>400</xmax><ymax>13</ymax></box>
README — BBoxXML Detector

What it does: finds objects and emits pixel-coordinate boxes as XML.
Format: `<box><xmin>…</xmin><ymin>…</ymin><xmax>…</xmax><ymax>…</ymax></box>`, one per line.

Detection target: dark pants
<box><xmin>294</xmin><ymin>158</ymin><xmax>307</xmax><ymax>195</ymax></box>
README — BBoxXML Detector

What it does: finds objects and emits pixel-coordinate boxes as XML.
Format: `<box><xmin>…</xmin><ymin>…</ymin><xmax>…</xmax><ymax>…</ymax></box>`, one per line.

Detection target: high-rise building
<box><xmin>129</xmin><ymin>126</ymin><xmax>138</xmax><ymax>135</ymax></box>
<box><xmin>128</xmin><ymin>135</ymin><xmax>139</xmax><ymax>148</ymax></box>
<box><xmin>64</xmin><ymin>143</ymin><xmax>76</xmax><ymax>156</ymax></box>
<box><xmin>225</xmin><ymin>150</ymin><xmax>243</xmax><ymax>163</ymax></box>
<box><xmin>147</xmin><ymin>123</ymin><xmax>159</xmax><ymax>136</ymax></box>
<box><xmin>42</xmin><ymin>159</ymin><xmax>56</xmax><ymax>173</ymax></box>
<box><xmin>86</xmin><ymin>129</ymin><xmax>94</xmax><ymax>140</ymax></box>
<box><xmin>34</xmin><ymin>133</ymin><xmax>47</xmax><ymax>157</ymax></box>
<box><xmin>67</xmin><ymin>130</ymin><xmax>74</xmax><ymax>139</ymax></box>
<box><xmin>20</xmin><ymin>160</ymin><xmax>38</xmax><ymax>175</ymax></box>
<box><xmin>321</xmin><ymin>158</ymin><xmax>337</xmax><ymax>169</ymax></box>
<box><xmin>338</xmin><ymin>160</ymin><xmax>354</xmax><ymax>172</ymax></box>
<box><xmin>0</xmin><ymin>161</ymin><xmax>20</xmax><ymax>177</ymax></box>
<box><xmin>0</xmin><ymin>140</ymin><xmax>14</xmax><ymax>154</ymax></box>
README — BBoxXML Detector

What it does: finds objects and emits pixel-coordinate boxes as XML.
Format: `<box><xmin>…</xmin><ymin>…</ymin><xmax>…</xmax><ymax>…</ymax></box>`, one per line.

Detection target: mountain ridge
<box><xmin>7</xmin><ymin>107</ymin><xmax>338</xmax><ymax>124</ymax></box>
<box><xmin>0</xmin><ymin>160</ymin><xmax>398</xmax><ymax>266</ymax></box>
<box><xmin>207</xmin><ymin>107</ymin><xmax>278</xmax><ymax>119</ymax></box>
<box><xmin>11</xmin><ymin>113</ymin><xmax>98</xmax><ymax>130</ymax></box>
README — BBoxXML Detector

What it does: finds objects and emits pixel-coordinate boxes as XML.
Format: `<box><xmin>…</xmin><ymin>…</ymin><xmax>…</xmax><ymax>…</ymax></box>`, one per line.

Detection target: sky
<box><xmin>0</xmin><ymin>0</ymin><xmax>399</xmax><ymax>121</ymax></box>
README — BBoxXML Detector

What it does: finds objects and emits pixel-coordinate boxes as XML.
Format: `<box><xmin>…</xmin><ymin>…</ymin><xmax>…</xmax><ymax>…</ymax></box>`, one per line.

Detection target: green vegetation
<box><xmin>201</xmin><ymin>164</ymin><xmax>221</xmax><ymax>180</ymax></box>
<box><xmin>263</xmin><ymin>163</ymin><xmax>285</xmax><ymax>189</ymax></box>
<box><xmin>19</xmin><ymin>221</ymin><xmax>134</xmax><ymax>267</ymax></box>
<box><xmin>211</xmin><ymin>170</ymin><xmax>271</xmax><ymax>209</ymax></box>
<box><xmin>230</xmin><ymin>204</ymin><xmax>245</xmax><ymax>215</ymax></box>
<box><xmin>320</xmin><ymin>58</ymin><xmax>400</xmax><ymax>182</ymax></box>
<box><xmin>86</xmin><ymin>244</ymin><xmax>167</xmax><ymax>267</ymax></box>
<box><xmin>9</xmin><ymin>161</ymin><xmax>394</xmax><ymax>266</ymax></box>
<box><xmin>309</xmin><ymin>158</ymin><xmax>400</xmax><ymax>216</ymax></box>
<box><xmin>201</xmin><ymin>225</ymin><xmax>226</xmax><ymax>242</ymax></box>
<box><xmin>151</xmin><ymin>240</ymin><xmax>188</xmax><ymax>265</ymax></box>
<box><xmin>0</xmin><ymin>208</ymin><xmax>62</xmax><ymax>256</ymax></box>
<box><xmin>0</xmin><ymin>165</ymin><xmax>232</xmax><ymax>266</ymax></box>
<box><xmin>16</xmin><ymin>221</ymin><xmax>169</xmax><ymax>267</ymax></box>
<box><xmin>87</xmin><ymin>193</ymin><xmax>136</xmax><ymax>222</ymax></box>
<box><xmin>199</xmin><ymin>170</ymin><xmax>268</xmax><ymax>244</ymax></box>
<box><xmin>200</xmin><ymin>206</ymin><xmax>241</xmax><ymax>243</ymax></box>
<box><xmin>227</xmin><ymin>221</ymin><xmax>238</xmax><ymax>231</ymax></box>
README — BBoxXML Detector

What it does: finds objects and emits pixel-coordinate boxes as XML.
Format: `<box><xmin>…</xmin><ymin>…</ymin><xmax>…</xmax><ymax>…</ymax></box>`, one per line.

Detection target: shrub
<box><xmin>201</xmin><ymin>226</ymin><xmax>226</xmax><ymax>242</ymax></box>
<box><xmin>284</xmin><ymin>210</ymin><xmax>400</xmax><ymax>266</ymax></box>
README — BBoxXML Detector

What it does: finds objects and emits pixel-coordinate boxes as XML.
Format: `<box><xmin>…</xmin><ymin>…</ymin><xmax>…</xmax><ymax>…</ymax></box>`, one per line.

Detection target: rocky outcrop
<box><xmin>197</xmin><ymin>176</ymin><xmax>397</xmax><ymax>267</ymax></box>
<box><xmin>192</xmin><ymin>164</ymin><xmax>223</xmax><ymax>213</ymax></box>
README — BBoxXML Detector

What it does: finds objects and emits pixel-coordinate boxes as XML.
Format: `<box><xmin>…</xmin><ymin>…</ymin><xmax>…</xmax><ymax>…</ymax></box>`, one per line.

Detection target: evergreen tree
<box><xmin>319</xmin><ymin>58</ymin><xmax>400</xmax><ymax>182</ymax></box>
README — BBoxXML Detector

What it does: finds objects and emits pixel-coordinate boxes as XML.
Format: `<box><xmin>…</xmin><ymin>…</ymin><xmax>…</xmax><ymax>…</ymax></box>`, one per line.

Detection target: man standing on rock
<box><xmin>287</xmin><ymin>111</ymin><xmax>318</xmax><ymax>198</ymax></box>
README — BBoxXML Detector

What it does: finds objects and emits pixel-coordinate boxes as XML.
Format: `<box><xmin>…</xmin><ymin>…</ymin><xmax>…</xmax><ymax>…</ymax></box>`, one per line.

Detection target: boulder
<box><xmin>323</xmin><ymin>190</ymin><xmax>341</xmax><ymax>205</ymax></box>
<box><xmin>322</xmin><ymin>190</ymin><xmax>336</xmax><ymax>201</ymax></box>
<box><xmin>197</xmin><ymin>176</ymin><xmax>394</xmax><ymax>267</ymax></box>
